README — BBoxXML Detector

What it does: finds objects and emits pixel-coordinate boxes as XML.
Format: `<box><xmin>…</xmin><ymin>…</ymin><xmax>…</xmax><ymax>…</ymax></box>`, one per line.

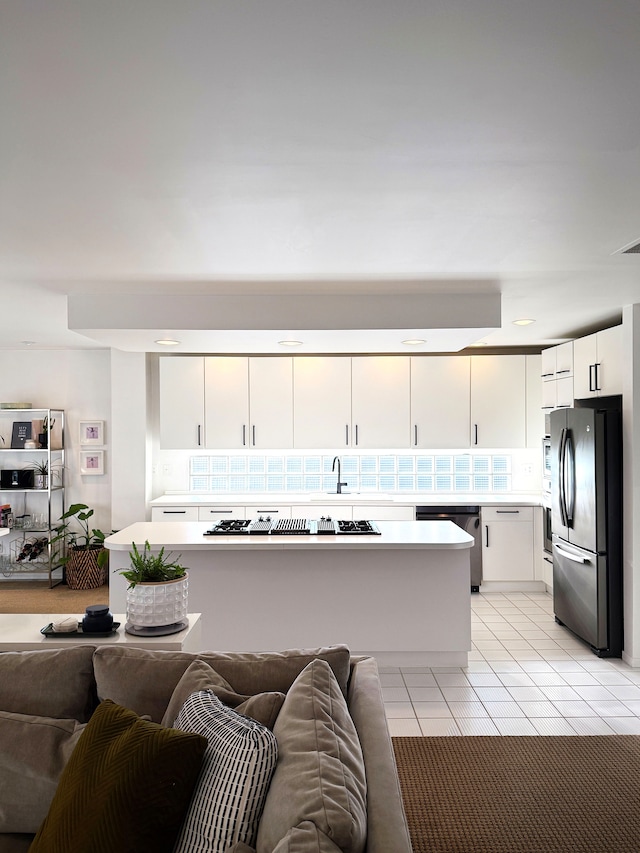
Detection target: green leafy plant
<box><xmin>28</xmin><ymin>458</ymin><xmax>49</xmax><ymax>476</ymax></box>
<box><xmin>118</xmin><ymin>540</ymin><xmax>187</xmax><ymax>589</ymax></box>
<box><xmin>51</xmin><ymin>502</ymin><xmax>108</xmax><ymax>568</ymax></box>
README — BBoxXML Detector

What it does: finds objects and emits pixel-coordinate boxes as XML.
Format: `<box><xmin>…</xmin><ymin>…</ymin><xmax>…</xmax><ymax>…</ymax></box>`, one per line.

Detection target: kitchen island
<box><xmin>106</xmin><ymin>520</ymin><xmax>473</xmax><ymax>666</ymax></box>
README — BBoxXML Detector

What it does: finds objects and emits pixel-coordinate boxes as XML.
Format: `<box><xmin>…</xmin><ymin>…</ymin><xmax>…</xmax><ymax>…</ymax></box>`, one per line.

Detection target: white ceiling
<box><xmin>1</xmin><ymin>0</ymin><xmax>640</xmax><ymax>353</ymax></box>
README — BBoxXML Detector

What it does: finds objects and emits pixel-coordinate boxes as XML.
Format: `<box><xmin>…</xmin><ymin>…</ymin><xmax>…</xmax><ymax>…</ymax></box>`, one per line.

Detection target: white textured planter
<box><xmin>125</xmin><ymin>573</ymin><xmax>189</xmax><ymax>629</ymax></box>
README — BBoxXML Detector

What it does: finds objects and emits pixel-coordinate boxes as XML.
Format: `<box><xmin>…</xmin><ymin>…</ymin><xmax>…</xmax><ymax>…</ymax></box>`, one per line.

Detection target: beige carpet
<box><xmin>0</xmin><ymin>581</ymin><xmax>110</xmax><ymax>613</ymax></box>
<box><xmin>394</xmin><ymin>735</ymin><xmax>640</xmax><ymax>853</ymax></box>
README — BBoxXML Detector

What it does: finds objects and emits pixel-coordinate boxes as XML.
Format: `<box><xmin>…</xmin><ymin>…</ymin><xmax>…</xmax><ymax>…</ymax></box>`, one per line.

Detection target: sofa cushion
<box><xmin>257</xmin><ymin>659</ymin><xmax>367</xmax><ymax>853</ymax></box>
<box><xmin>93</xmin><ymin>645</ymin><xmax>350</xmax><ymax>723</ymax></box>
<box><xmin>28</xmin><ymin>700</ymin><xmax>207</xmax><ymax>853</ymax></box>
<box><xmin>272</xmin><ymin>821</ymin><xmax>345</xmax><ymax>852</ymax></box>
<box><xmin>173</xmin><ymin>690</ymin><xmax>278</xmax><ymax>853</ymax></box>
<box><xmin>0</xmin><ymin>646</ymin><xmax>96</xmax><ymax>722</ymax></box>
<box><xmin>0</xmin><ymin>710</ymin><xmax>86</xmax><ymax>834</ymax></box>
<box><xmin>162</xmin><ymin>659</ymin><xmax>285</xmax><ymax>729</ymax></box>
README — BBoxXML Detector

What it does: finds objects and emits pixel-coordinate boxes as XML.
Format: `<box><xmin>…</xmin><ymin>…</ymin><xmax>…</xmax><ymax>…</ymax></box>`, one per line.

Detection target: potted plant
<box><xmin>118</xmin><ymin>540</ymin><xmax>189</xmax><ymax>636</ymax></box>
<box><xmin>51</xmin><ymin>503</ymin><xmax>108</xmax><ymax>590</ymax></box>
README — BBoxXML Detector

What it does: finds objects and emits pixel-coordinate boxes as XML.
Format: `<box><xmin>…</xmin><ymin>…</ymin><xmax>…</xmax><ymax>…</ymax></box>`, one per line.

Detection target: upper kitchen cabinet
<box><xmin>351</xmin><ymin>356</ymin><xmax>411</xmax><ymax>447</ymax></box>
<box><xmin>470</xmin><ymin>355</ymin><xmax>526</xmax><ymax>447</ymax></box>
<box><xmin>541</xmin><ymin>342</ymin><xmax>574</xmax><ymax>411</ymax></box>
<box><xmin>204</xmin><ymin>357</ymin><xmax>250</xmax><ymax>448</ymax></box>
<box><xmin>159</xmin><ymin>357</ymin><xmax>205</xmax><ymax>449</ymax></box>
<box><xmin>248</xmin><ymin>357</ymin><xmax>294</xmax><ymax>448</ymax></box>
<box><xmin>293</xmin><ymin>357</ymin><xmax>352</xmax><ymax>448</ymax></box>
<box><xmin>525</xmin><ymin>354</ymin><xmax>545</xmax><ymax>448</ymax></box>
<box><xmin>205</xmin><ymin>357</ymin><xmax>293</xmax><ymax>449</ymax></box>
<box><xmin>410</xmin><ymin>356</ymin><xmax>471</xmax><ymax>448</ymax></box>
<box><xmin>573</xmin><ymin>325</ymin><xmax>623</xmax><ymax>399</ymax></box>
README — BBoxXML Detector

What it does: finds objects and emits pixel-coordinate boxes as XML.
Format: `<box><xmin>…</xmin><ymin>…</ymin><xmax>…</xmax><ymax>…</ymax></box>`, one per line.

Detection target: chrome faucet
<box><xmin>332</xmin><ymin>456</ymin><xmax>348</xmax><ymax>494</ymax></box>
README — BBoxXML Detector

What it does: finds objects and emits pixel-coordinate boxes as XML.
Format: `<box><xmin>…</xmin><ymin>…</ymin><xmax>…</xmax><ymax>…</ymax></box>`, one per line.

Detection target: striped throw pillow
<box><xmin>173</xmin><ymin>690</ymin><xmax>278</xmax><ymax>853</ymax></box>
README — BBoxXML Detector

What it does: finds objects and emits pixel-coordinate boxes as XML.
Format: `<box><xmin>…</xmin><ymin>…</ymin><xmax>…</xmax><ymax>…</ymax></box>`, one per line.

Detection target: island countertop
<box><xmin>105</xmin><ymin>519</ymin><xmax>474</xmax><ymax>552</ymax></box>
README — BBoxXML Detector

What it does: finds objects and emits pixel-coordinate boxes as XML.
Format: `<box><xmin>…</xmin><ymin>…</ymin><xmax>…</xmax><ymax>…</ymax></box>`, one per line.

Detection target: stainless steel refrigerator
<box><xmin>550</xmin><ymin>405</ymin><xmax>623</xmax><ymax>657</ymax></box>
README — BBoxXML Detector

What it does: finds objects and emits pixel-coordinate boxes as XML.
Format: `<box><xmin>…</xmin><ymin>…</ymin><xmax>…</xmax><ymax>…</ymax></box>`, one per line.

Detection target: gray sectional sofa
<box><xmin>0</xmin><ymin>643</ymin><xmax>412</xmax><ymax>853</ymax></box>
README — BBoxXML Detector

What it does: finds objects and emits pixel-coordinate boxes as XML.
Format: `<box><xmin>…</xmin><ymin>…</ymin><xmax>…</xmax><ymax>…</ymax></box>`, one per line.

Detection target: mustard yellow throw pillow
<box><xmin>28</xmin><ymin>700</ymin><xmax>207</xmax><ymax>853</ymax></box>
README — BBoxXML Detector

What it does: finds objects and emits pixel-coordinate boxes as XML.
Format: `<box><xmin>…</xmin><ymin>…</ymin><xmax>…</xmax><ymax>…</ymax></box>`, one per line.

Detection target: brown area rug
<box><xmin>393</xmin><ymin>736</ymin><xmax>640</xmax><ymax>853</ymax></box>
<box><xmin>0</xmin><ymin>581</ymin><xmax>110</xmax><ymax>613</ymax></box>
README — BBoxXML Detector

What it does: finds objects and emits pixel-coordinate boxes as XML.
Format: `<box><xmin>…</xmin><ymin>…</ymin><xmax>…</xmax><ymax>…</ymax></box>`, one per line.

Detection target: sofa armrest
<box><xmin>348</xmin><ymin>657</ymin><xmax>412</xmax><ymax>853</ymax></box>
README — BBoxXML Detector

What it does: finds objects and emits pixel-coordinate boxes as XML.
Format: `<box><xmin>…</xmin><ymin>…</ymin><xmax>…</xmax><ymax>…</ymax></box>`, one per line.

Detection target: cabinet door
<box><xmin>248</xmin><ymin>357</ymin><xmax>293</xmax><ymax>448</ymax></box>
<box><xmin>470</xmin><ymin>356</ymin><xmax>526</xmax><ymax>448</ymax></box>
<box><xmin>204</xmin><ymin>357</ymin><xmax>250</xmax><ymax>448</ymax></box>
<box><xmin>410</xmin><ymin>357</ymin><xmax>470</xmax><ymax>448</ymax></box>
<box><xmin>525</xmin><ymin>355</ymin><xmax>544</xmax><ymax>449</ymax></box>
<box><xmin>554</xmin><ymin>341</ymin><xmax>573</xmax><ymax>378</ymax></box>
<box><xmin>151</xmin><ymin>506</ymin><xmax>199</xmax><ymax>521</ymax></box>
<box><xmin>159</xmin><ymin>357</ymin><xmax>205</xmax><ymax>449</ymax></box>
<box><xmin>481</xmin><ymin>507</ymin><xmax>534</xmax><ymax>581</ymax></box>
<box><xmin>572</xmin><ymin>334</ymin><xmax>598</xmax><ymax>399</ymax></box>
<box><xmin>351</xmin><ymin>356</ymin><xmax>411</xmax><ymax>448</ymax></box>
<box><xmin>540</xmin><ymin>347</ymin><xmax>556</xmax><ymax>380</ymax></box>
<box><xmin>595</xmin><ymin>325</ymin><xmax>623</xmax><ymax>396</ymax></box>
<box><xmin>293</xmin><ymin>357</ymin><xmax>352</xmax><ymax>448</ymax></box>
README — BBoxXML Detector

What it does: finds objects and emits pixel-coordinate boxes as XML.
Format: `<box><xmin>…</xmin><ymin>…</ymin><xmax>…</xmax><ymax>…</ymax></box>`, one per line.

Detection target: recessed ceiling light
<box><xmin>21</xmin><ymin>341</ymin><xmax>37</xmax><ymax>346</ymax></box>
<box><xmin>469</xmin><ymin>341</ymin><xmax>489</xmax><ymax>347</ymax></box>
<box><xmin>278</xmin><ymin>339</ymin><xmax>303</xmax><ymax>347</ymax></box>
<box><xmin>155</xmin><ymin>338</ymin><xmax>181</xmax><ymax>346</ymax></box>
<box><xmin>512</xmin><ymin>318</ymin><xmax>535</xmax><ymax>326</ymax></box>
<box><xmin>402</xmin><ymin>339</ymin><xmax>427</xmax><ymax>346</ymax></box>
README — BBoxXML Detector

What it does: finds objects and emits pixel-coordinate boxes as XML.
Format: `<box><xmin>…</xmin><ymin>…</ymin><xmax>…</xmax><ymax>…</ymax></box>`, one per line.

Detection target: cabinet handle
<box><xmin>414</xmin><ymin>424</ymin><xmax>418</xmax><ymax>447</ymax></box>
<box><xmin>589</xmin><ymin>364</ymin><xmax>595</xmax><ymax>392</ymax></box>
<box><xmin>541</xmin><ymin>372</ymin><xmax>554</xmax><ymax>378</ymax></box>
<box><xmin>257</xmin><ymin>509</ymin><xmax>279</xmax><ymax>513</ymax></box>
<box><xmin>595</xmin><ymin>363</ymin><xmax>601</xmax><ymax>391</ymax></box>
<box><xmin>345</xmin><ymin>425</ymin><xmax>349</xmax><ymax>445</ymax></box>
<box><xmin>242</xmin><ymin>425</ymin><xmax>246</xmax><ymax>447</ymax></box>
<box><xmin>355</xmin><ymin>424</ymin><xmax>359</xmax><ymax>446</ymax></box>
<box><xmin>555</xmin><ymin>369</ymin><xmax>571</xmax><ymax>375</ymax></box>
<box><xmin>474</xmin><ymin>424</ymin><xmax>478</xmax><ymax>446</ymax></box>
<box><xmin>485</xmin><ymin>524</ymin><xmax>489</xmax><ymax>547</ymax></box>
<box><xmin>543</xmin><ymin>556</ymin><xmax>553</xmax><ymax>564</ymax></box>
<box><xmin>252</xmin><ymin>425</ymin><xmax>256</xmax><ymax>446</ymax></box>
<box><xmin>496</xmin><ymin>510</ymin><xmax>520</xmax><ymax>514</ymax></box>
<box><xmin>197</xmin><ymin>424</ymin><xmax>202</xmax><ymax>446</ymax></box>
<box><xmin>164</xmin><ymin>510</ymin><xmax>186</xmax><ymax>514</ymax></box>
<box><xmin>209</xmin><ymin>509</ymin><xmax>232</xmax><ymax>513</ymax></box>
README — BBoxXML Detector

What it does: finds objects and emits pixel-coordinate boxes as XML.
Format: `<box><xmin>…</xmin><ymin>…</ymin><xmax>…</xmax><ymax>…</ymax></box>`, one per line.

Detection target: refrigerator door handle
<box><xmin>555</xmin><ymin>544</ymin><xmax>590</xmax><ymax>564</ymax></box>
<box><xmin>559</xmin><ymin>427</ymin><xmax>569</xmax><ymax>527</ymax></box>
<box><xmin>565</xmin><ymin>429</ymin><xmax>575</xmax><ymax>525</ymax></box>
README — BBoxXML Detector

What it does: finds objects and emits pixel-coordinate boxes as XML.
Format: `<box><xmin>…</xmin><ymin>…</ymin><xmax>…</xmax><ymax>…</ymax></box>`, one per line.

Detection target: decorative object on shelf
<box><xmin>79</xmin><ymin>419</ymin><xmax>104</xmax><ymax>445</ymax></box>
<box><xmin>27</xmin><ymin>459</ymin><xmax>49</xmax><ymax>490</ymax></box>
<box><xmin>119</xmin><ymin>540</ymin><xmax>189</xmax><ymax>636</ymax></box>
<box><xmin>51</xmin><ymin>503</ymin><xmax>108</xmax><ymax>590</ymax></box>
<box><xmin>81</xmin><ymin>604</ymin><xmax>114</xmax><ymax>633</ymax></box>
<box><xmin>11</xmin><ymin>422</ymin><xmax>32</xmax><ymax>449</ymax></box>
<box><xmin>38</xmin><ymin>415</ymin><xmax>55</xmax><ymax>449</ymax></box>
<box><xmin>79</xmin><ymin>449</ymin><xmax>104</xmax><ymax>475</ymax></box>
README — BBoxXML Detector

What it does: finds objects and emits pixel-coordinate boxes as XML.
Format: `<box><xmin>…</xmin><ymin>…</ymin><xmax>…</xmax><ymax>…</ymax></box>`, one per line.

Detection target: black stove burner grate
<box><xmin>204</xmin><ymin>519</ymin><xmax>252</xmax><ymax>535</ymax></box>
<box><xmin>271</xmin><ymin>518</ymin><xmax>311</xmax><ymax>535</ymax></box>
<box><xmin>337</xmin><ymin>520</ymin><xmax>381</xmax><ymax>535</ymax></box>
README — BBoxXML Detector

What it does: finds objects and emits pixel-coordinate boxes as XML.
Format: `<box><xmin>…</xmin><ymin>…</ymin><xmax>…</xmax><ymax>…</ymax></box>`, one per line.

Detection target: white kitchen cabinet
<box><xmin>159</xmin><ymin>357</ymin><xmax>205</xmax><ymax>449</ymax></box>
<box><xmin>410</xmin><ymin>356</ymin><xmax>471</xmax><ymax>448</ymax></box>
<box><xmin>248</xmin><ymin>358</ymin><xmax>294</xmax><ymax>448</ymax></box>
<box><xmin>481</xmin><ymin>505</ymin><xmax>534</xmax><ymax>582</ymax></box>
<box><xmin>293</xmin><ymin>357</ymin><xmax>352</xmax><ymax>449</ymax></box>
<box><xmin>203</xmin><ymin>357</ymin><xmax>293</xmax><ymax>449</ymax></box>
<box><xmin>305</xmin><ymin>504</ymin><xmax>353</xmax><ymax>520</ymax></box>
<box><xmin>244</xmin><ymin>503</ymin><xmax>293</xmax><ymax>519</ymax></box>
<box><xmin>525</xmin><ymin>354</ymin><xmax>544</xmax><ymax>449</ymax></box>
<box><xmin>573</xmin><ymin>326</ymin><xmax>623</xmax><ymax>399</ymax></box>
<box><xmin>541</xmin><ymin>342</ymin><xmax>574</xmax><ymax>412</ymax></box>
<box><xmin>470</xmin><ymin>355</ymin><xmax>526</xmax><ymax>448</ymax></box>
<box><xmin>151</xmin><ymin>506</ymin><xmax>200</xmax><ymax>521</ymax></box>
<box><xmin>352</xmin><ymin>504</ymin><xmax>415</xmax><ymax>521</ymax></box>
<box><xmin>204</xmin><ymin>357</ymin><xmax>250</xmax><ymax>448</ymax></box>
<box><xmin>351</xmin><ymin>356</ymin><xmax>411</xmax><ymax>448</ymax></box>
<box><xmin>197</xmin><ymin>506</ymin><xmax>247</xmax><ymax>522</ymax></box>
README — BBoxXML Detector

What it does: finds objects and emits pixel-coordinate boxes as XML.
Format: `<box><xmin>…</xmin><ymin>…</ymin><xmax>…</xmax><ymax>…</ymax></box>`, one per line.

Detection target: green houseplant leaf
<box><xmin>118</xmin><ymin>540</ymin><xmax>187</xmax><ymax>589</ymax></box>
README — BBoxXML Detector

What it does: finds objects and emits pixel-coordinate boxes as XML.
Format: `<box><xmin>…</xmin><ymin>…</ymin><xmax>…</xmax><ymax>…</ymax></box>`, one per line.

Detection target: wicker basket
<box><xmin>65</xmin><ymin>546</ymin><xmax>108</xmax><ymax>590</ymax></box>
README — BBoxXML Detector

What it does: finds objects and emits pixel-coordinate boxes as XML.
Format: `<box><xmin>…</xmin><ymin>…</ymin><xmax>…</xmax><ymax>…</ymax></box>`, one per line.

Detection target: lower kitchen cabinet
<box><xmin>151</xmin><ymin>506</ymin><xmax>200</xmax><ymax>521</ymax></box>
<box><xmin>481</xmin><ymin>505</ymin><xmax>534</xmax><ymax>582</ymax></box>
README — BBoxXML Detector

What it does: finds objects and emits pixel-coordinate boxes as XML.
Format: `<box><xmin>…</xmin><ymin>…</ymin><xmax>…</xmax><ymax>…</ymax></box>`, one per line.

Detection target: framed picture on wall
<box><xmin>80</xmin><ymin>450</ymin><xmax>104</xmax><ymax>475</ymax></box>
<box><xmin>79</xmin><ymin>420</ymin><xmax>104</xmax><ymax>445</ymax></box>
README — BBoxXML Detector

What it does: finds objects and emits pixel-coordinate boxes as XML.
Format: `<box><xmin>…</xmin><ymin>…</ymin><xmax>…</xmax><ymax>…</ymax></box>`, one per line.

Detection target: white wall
<box><xmin>0</xmin><ymin>349</ymin><xmax>112</xmax><ymax>534</ymax></box>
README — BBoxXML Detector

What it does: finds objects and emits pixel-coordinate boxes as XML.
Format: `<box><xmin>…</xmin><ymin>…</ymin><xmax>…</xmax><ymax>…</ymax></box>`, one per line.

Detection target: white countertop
<box><xmin>150</xmin><ymin>492</ymin><xmax>543</xmax><ymax>507</ymax></box>
<box><xmin>105</xmin><ymin>519</ymin><xmax>474</xmax><ymax>551</ymax></box>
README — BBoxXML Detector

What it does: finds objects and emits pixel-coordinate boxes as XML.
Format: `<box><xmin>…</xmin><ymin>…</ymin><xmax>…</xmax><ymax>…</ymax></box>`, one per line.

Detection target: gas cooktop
<box><xmin>203</xmin><ymin>517</ymin><xmax>381</xmax><ymax>536</ymax></box>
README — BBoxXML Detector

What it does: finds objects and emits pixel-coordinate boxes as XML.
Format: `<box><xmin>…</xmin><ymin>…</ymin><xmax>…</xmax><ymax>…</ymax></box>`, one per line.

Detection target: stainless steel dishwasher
<box><xmin>415</xmin><ymin>505</ymin><xmax>482</xmax><ymax>592</ymax></box>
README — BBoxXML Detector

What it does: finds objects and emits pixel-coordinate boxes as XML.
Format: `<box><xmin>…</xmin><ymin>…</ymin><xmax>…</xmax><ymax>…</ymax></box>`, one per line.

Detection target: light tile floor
<box><xmin>383</xmin><ymin>591</ymin><xmax>640</xmax><ymax>736</ymax></box>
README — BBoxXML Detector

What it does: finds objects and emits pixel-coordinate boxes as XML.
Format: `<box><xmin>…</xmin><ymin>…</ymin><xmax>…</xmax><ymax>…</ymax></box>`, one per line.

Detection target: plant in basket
<box><xmin>51</xmin><ymin>503</ymin><xmax>109</xmax><ymax>590</ymax></box>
